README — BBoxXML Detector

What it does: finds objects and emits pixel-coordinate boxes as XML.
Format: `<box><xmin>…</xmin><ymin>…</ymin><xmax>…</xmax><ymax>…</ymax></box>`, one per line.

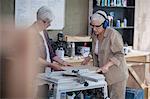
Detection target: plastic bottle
<box><xmin>108</xmin><ymin>16</ymin><xmax>113</xmax><ymax>27</ymax></box>
<box><xmin>124</xmin><ymin>42</ymin><xmax>129</xmax><ymax>55</ymax></box>
<box><xmin>124</xmin><ymin>18</ymin><xmax>127</xmax><ymax>27</ymax></box>
<box><xmin>101</xmin><ymin>0</ymin><xmax>105</xmax><ymax>6</ymax></box>
<box><xmin>57</xmin><ymin>31</ymin><xmax>64</xmax><ymax>41</ymax></box>
<box><xmin>96</xmin><ymin>0</ymin><xmax>101</xmax><ymax>6</ymax></box>
<box><xmin>113</xmin><ymin>0</ymin><xmax>117</xmax><ymax>6</ymax></box>
<box><xmin>116</xmin><ymin>19</ymin><xmax>121</xmax><ymax>27</ymax></box>
<box><xmin>117</xmin><ymin>0</ymin><xmax>122</xmax><ymax>6</ymax></box>
<box><xmin>61</xmin><ymin>92</ymin><xmax>66</xmax><ymax>99</ymax></box>
<box><xmin>71</xmin><ymin>42</ymin><xmax>75</xmax><ymax>57</ymax></box>
<box><xmin>123</xmin><ymin>0</ymin><xmax>127</xmax><ymax>7</ymax></box>
<box><xmin>107</xmin><ymin>0</ymin><xmax>110</xmax><ymax>6</ymax></box>
<box><xmin>67</xmin><ymin>42</ymin><xmax>72</xmax><ymax>57</ymax></box>
<box><xmin>55</xmin><ymin>47</ymin><xmax>64</xmax><ymax>59</ymax></box>
<box><xmin>110</xmin><ymin>0</ymin><xmax>114</xmax><ymax>6</ymax></box>
<box><xmin>84</xmin><ymin>42</ymin><xmax>87</xmax><ymax>47</ymax></box>
<box><xmin>66</xmin><ymin>92</ymin><xmax>75</xmax><ymax>99</ymax></box>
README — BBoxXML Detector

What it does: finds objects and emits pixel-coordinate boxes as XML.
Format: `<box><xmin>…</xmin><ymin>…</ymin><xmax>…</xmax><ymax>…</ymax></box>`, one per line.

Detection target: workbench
<box><xmin>63</xmin><ymin>50</ymin><xmax>150</xmax><ymax>99</ymax></box>
<box><xmin>125</xmin><ymin>50</ymin><xmax>150</xmax><ymax>99</ymax></box>
<box><xmin>37</xmin><ymin>67</ymin><xmax>109</xmax><ymax>99</ymax></box>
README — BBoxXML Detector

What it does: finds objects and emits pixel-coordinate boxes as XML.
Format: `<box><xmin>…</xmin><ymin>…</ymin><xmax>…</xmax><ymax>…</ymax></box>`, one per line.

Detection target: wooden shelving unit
<box><xmin>90</xmin><ymin>0</ymin><xmax>135</xmax><ymax>46</ymax></box>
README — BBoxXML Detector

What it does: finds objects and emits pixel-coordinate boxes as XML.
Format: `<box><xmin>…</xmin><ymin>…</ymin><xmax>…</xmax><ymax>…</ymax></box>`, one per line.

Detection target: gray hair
<box><xmin>37</xmin><ymin>6</ymin><xmax>54</xmax><ymax>21</ymax></box>
<box><xmin>91</xmin><ymin>10</ymin><xmax>108</xmax><ymax>24</ymax></box>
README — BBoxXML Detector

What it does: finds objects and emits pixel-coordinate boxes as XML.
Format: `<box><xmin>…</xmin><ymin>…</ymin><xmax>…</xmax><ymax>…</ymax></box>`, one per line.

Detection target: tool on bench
<box><xmin>62</xmin><ymin>70</ymin><xmax>100</xmax><ymax>86</ymax></box>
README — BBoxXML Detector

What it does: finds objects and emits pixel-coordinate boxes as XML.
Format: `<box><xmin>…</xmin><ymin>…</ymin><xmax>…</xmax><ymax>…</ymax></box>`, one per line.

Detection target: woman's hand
<box><xmin>52</xmin><ymin>56</ymin><xmax>72</xmax><ymax>67</ymax></box>
<box><xmin>96</xmin><ymin>65</ymin><xmax>109</xmax><ymax>73</ymax></box>
<box><xmin>49</xmin><ymin>63</ymin><xmax>64</xmax><ymax>71</ymax></box>
<box><xmin>97</xmin><ymin>61</ymin><xmax>114</xmax><ymax>73</ymax></box>
<box><xmin>81</xmin><ymin>56</ymin><xmax>91</xmax><ymax>65</ymax></box>
<box><xmin>62</xmin><ymin>61</ymin><xmax>72</xmax><ymax>66</ymax></box>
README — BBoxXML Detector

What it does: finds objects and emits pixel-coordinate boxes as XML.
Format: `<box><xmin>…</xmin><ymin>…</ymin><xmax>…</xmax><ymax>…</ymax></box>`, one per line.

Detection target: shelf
<box><xmin>96</xmin><ymin>6</ymin><xmax>135</xmax><ymax>9</ymax></box>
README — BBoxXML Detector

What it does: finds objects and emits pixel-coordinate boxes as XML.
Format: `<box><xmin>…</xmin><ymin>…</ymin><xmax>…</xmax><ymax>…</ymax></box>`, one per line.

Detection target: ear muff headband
<box><xmin>97</xmin><ymin>12</ymin><xmax>107</xmax><ymax>20</ymax></box>
<box><xmin>97</xmin><ymin>12</ymin><xmax>109</xmax><ymax>29</ymax></box>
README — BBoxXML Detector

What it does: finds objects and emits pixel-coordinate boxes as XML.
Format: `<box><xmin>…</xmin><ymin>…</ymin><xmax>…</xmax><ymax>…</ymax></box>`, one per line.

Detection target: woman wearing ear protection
<box><xmin>82</xmin><ymin>10</ymin><xmax>128</xmax><ymax>99</ymax></box>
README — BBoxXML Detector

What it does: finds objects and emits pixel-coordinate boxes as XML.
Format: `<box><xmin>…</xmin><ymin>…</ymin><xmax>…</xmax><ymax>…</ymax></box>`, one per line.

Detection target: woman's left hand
<box><xmin>96</xmin><ymin>65</ymin><xmax>109</xmax><ymax>73</ymax></box>
<box><xmin>62</xmin><ymin>61</ymin><xmax>72</xmax><ymax>67</ymax></box>
<box><xmin>97</xmin><ymin>61</ymin><xmax>114</xmax><ymax>73</ymax></box>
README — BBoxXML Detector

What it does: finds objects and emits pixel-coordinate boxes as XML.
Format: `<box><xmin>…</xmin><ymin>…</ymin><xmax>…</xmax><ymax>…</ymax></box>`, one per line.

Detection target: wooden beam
<box><xmin>65</xmin><ymin>35</ymin><xmax>92</xmax><ymax>42</ymax></box>
<box><xmin>148</xmin><ymin>86</ymin><xmax>150</xmax><ymax>99</ymax></box>
<box><xmin>127</xmin><ymin>61</ymin><xmax>150</xmax><ymax>63</ymax></box>
<box><xmin>128</xmin><ymin>66</ymin><xmax>146</xmax><ymax>89</ymax></box>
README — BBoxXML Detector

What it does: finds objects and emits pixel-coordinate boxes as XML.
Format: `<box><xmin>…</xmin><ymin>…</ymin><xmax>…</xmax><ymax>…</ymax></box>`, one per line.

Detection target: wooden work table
<box><xmin>64</xmin><ymin>50</ymin><xmax>150</xmax><ymax>65</ymax></box>
<box><xmin>125</xmin><ymin>50</ymin><xmax>150</xmax><ymax>99</ymax></box>
<box><xmin>63</xmin><ymin>50</ymin><xmax>150</xmax><ymax>99</ymax></box>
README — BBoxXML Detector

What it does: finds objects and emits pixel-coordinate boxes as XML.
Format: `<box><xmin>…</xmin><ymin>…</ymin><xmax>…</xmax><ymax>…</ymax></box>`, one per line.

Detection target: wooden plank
<box><xmin>126</xmin><ymin>55</ymin><xmax>146</xmax><ymax>62</ymax></box>
<box><xmin>148</xmin><ymin>86</ymin><xmax>150</xmax><ymax>99</ymax></box>
<box><xmin>126</xmin><ymin>61</ymin><xmax>150</xmax><ymax>63</ymax></box>
<box><xmin>145</xmin><ymin>54</ymin><xmax>150</xmax><ymax>99</ymax></box>
<box><xmin>88</xmin><ymin>0</ymin><xmax>93</xmax><ymax>34</ymax></box>
<box><xmin>65</xmin><ymin>35</ymin><xmax>92</xmax><ymax>42</ymax></box>
<box><xmin>125</xmin><ymin>50</ymin><xmax>150</xmax><ymax>58</ymax></box>
<box><xmin>128</xmin><ymin>66</ymin><xmax>146</xmax><ymax>89</ymax></box>
<box><xmin>145</xmin><ymin>55</ymin><xmax>150</xmax><ymax>82</ymax></box>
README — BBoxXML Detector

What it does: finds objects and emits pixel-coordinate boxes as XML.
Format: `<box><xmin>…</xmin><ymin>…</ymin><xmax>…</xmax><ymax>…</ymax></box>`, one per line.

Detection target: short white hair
<box><xmin>37</xmin><ymin>6</ymin><xmax>54</xmax><ymax>21</ymax></box>
<box><xmin>91</xmin><ymin>10</ymin><xmax>108</xmax><ymax>24</ymax></box>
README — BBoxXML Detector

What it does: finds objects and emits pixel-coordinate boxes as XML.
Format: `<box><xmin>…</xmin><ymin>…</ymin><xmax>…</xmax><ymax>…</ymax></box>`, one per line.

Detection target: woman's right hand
<box><xmin>50</xmin><ymin>63</ymin><xmax>64</xmax><ymax>71</ymax></box>
<box><xmin>81</xmin><ymin>56</ymin><xmax>91</xmax><ymax>65</ymax></box>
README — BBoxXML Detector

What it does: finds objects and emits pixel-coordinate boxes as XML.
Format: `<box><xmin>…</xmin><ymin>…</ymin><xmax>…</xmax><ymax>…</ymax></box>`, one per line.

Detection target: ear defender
<box><xmin>97</xmin><ymin>12</ymin><xmax>109</xmax><ymax>29</ymax></box>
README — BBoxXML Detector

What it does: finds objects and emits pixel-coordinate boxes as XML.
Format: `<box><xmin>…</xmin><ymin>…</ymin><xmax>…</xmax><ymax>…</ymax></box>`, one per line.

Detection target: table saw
<box><xmin>37</xmin><ymin>67</ymin><xmax>109</xmax><ymax>99</ymax></box>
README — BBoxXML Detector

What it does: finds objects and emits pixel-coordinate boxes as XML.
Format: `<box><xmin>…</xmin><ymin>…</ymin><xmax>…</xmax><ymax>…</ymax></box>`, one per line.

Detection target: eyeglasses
<box><xmin>90</xmin><ymin>23</ymin><xmax>103</xmax><ymax>28</ymax></box>
<box><xmin>43</xmin><ymin>20</ymin><xmax>47</xmax><ymax>23</ymax></box>
<box><xmin>43</xmin><ymin>19</ymin><xmax>52</xmax><ymax>24</ymax></box>
<box><xmin>43</xmin><ymin>20</ymin><xmax>50</xmax><ymax>24</ymax></box>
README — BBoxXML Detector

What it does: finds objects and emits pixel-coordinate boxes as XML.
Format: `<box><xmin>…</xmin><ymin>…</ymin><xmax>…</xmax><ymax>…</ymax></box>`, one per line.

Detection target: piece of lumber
<box><xmin>65</xmin><ymin>35</ymin><xmax>92</xmax><ymax>42</ymax></box>
<box><xmin>128</xmin><ymin>66</ymin><xmax>147</xmax><ymax>89</ymax></box>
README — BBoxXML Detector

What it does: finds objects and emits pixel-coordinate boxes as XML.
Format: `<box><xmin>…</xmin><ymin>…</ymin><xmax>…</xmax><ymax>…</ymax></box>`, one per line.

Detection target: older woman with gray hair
<box><xmin>31</xmin><ymin>6</ymin><xmax>71</xmax><ymax>98</ymax></box>
<box><xmin>82</xmin><ymin>10</ymin><xmax>128</xmax><ymax>99</ymax></box>
<box><xmin>32</xmin><ymin>6</ymin><xmax>71</xmax><ymax>72</ymax></box>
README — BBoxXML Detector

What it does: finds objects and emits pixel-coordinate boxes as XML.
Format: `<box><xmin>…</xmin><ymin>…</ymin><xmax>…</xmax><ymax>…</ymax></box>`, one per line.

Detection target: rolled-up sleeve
<box><xmin>109</xmin><ymin>32</ymin><xmax>124</xmax><ymax>67</ymax></box>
